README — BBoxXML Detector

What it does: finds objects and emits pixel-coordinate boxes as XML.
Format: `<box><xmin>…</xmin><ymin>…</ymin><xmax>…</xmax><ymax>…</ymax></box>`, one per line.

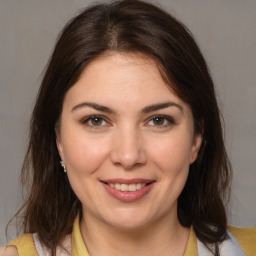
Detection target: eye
<box><xmin>146</xmin><ymin>115</ymin><xmax>175</xmax><ymax>128</ymax></box>
<box><xmin>81</xmin><ymin>115</ymin><xmax>108</xmax><ymax>128</ymax></box>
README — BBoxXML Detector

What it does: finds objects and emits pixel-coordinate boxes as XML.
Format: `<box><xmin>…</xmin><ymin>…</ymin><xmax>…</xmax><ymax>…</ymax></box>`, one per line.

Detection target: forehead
<box><xmin>63</xmin><ymin>52</ymin><xmax>186</xmax><ymax>111</ymax></box>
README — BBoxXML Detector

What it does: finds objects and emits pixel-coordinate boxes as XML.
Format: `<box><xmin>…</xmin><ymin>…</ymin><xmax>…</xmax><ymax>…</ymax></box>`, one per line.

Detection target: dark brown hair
<box><xmin>10</xmin><ymin>0</ymin><xmax>231</xmax><ymax>255</ymax></box>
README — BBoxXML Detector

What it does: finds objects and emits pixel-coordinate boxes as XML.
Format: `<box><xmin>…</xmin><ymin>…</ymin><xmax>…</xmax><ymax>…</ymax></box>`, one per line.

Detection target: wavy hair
<box><xmin>9</xmin><ymin>1</ymin><xmax>231</xmax><ymax>255</ymax></box>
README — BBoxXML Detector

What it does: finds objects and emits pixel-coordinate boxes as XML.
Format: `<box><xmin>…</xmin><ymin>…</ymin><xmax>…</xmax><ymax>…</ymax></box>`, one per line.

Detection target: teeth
<box><xmin>108</xmin><ymin>183</ymin><xmax>146</xmax><ymax>191</ymax></box>
<box><xmin>128</xmin><ymin>184</ymin><xmax>136</xmax><ymax>192</ymax></box>
<box><xmin>120</xmin><ymin>184</ymin><xmax>128</xmax><ymax>191</ymax></box>
<box><xmin>136</xmin><ymin>183</ymin><xmax>142</xmax><ymax>190</ymax></box>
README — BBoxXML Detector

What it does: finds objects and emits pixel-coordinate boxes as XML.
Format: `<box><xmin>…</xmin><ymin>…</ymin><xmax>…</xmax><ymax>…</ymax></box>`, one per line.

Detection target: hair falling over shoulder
<box><xmin>8</xmin><ymin>1</ymin><xmax>232</xmax><ymax>255</ymax></box>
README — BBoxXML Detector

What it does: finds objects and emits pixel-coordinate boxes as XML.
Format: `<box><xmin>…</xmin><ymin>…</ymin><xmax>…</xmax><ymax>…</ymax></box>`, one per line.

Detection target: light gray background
<box><xmin>0</xmin><ymin>0</ymin><xmax>255</xmax><ymax>245</ymax></box>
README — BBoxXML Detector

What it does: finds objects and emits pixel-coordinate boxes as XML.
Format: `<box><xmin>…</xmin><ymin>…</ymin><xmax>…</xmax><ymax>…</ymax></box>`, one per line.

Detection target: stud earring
<box><xmin>60</xmin><ymin>160</ymin><xmax>67</xmax><ymax>173</ymax></box>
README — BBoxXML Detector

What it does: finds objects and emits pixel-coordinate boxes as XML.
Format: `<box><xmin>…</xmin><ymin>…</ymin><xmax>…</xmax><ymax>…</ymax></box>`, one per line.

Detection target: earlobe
<box><xmin>190</xmin><ymin>133</ymin><xmax>203</xmax><ymax>164</ymax></box>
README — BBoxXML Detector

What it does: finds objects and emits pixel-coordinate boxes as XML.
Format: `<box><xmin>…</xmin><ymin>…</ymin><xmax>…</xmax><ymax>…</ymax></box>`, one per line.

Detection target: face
<box><xmin>56</xmin><ymin>52</ymin><xmax>202</xmax><ymax>230</ymax></box>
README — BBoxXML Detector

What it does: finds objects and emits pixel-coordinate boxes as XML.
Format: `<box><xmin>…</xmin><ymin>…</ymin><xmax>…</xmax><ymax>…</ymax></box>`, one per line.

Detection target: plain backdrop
<box><xmin>0</xmin><ymin>0</ymin><xmax>255</xmax><ymax>245</ymax></box>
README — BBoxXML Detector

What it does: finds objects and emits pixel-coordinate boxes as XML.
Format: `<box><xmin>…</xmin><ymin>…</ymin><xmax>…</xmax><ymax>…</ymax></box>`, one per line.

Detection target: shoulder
<box><xmin>7</xmin><ymin>233</ymin><xmax>34</xmax><ymax>246</ymax></box>
<box><xmin>228</xmin><ymin>225</ymin><xmax>256</xmax><ymax>256</ymax></box>
<box><xmin>7</xmin><ymin>233</ymin><xmax>38</xmax><ymax>256</ymax></box>
<box><xmin>2</xmin><ymin>245</ymin><xmax>19</xmax><ymax>256</ymax></box>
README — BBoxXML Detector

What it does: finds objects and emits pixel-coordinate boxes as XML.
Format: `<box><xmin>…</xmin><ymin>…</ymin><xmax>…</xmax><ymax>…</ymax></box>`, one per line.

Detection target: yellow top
<box><xmin>7</xmin><ymin>217</ymin><xmax>256</xmax><ymax>256</ymax></box>
<box><xmin>228</xmin><ymin>226</ymin><xmax>256</xmax><ymax>256</ymax></box>
<box><xmin>7</xmin><ymin>233</ymin><xmax>38</xmax><ymax>256</ymax></box>
<box><xmin>71</xmin><ymin>216</ymin><xmax>89</xmax><ymax>255</ymax></box>
<box><xmin>184</xmin><ymin>226</ymin><xmax>198</xmax><ymax>256</ymax></box>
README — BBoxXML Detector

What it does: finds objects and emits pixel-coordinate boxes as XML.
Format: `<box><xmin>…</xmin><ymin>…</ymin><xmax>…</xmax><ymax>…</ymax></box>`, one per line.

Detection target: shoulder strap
<box><xmin>7</xmin><ymin>233</ymin><xmax>39</xmax><ymax>256</ymax></box>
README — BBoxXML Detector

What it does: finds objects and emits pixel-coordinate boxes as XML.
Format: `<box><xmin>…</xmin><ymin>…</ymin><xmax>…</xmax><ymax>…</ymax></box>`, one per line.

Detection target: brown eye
<box><xmin>152</xmin><ymin>117</ymin><xmax>165</xmax><ymax>125</ymax></box>
<box><xmin>82</xmin><ymin>115</ymin><xmax>108</xmax><ymax>128</ymax></box>
<box><xmin>90</xmin><ymin>117</ymin><xmax>103</xmax><ymax>126</ymax></box>
<box><xmin>147</xmin><ymin>115</ymin><xmax>175</xmax><ymax>128</ymax></box>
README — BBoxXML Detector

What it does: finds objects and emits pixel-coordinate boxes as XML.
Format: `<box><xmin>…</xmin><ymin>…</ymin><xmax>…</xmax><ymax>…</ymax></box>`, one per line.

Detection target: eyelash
<box><xmin>81</xmin><ymin>115</ymin><xmax>175</xmax><ymax>129</ymax></box>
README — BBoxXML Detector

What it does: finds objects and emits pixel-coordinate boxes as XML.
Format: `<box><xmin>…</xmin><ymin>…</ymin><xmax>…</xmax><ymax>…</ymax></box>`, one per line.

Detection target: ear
<box><xmin>190</xmin><ymin>133</ymin><xmax>203</xmax><ymax>164</ymax></box>
<box><xmin>55</xmin><ymin>125</ymin><xmax>65</xmax><ymax>161</ymax></box>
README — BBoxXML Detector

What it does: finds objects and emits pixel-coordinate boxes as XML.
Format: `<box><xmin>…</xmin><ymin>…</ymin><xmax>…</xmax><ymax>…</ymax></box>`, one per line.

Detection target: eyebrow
<box><xmin>71</xmin><ymin>101</ymin><xmax>183</xmax><ymax>114</ymax></box>
<box><xmin>72</xmin><ymin>102</ymin><xmax>116</xmax><ymax>114</ymax></box>
<box><xmin>141</xmin><ymin>102</ymin><xmax>183</xmax><ymax>114</ymax></box>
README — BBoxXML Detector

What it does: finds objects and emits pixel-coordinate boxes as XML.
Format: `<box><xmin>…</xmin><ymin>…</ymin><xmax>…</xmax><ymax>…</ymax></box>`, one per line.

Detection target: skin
<box><xmin>2</xmin><ymin>246</ymin><xmax>18</xmax><ymax>256</ymax></box>
<box><xmin>56</xmin><ymin>52</ymin><xmax>202</xmax><ymax>256</ymax></box>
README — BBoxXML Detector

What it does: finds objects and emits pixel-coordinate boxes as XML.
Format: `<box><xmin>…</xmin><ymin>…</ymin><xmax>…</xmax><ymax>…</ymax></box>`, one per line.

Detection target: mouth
<box><xmin>100</xmin><ymin>179</ymin><xmax>155</xmax><ymax>202</ymax></box>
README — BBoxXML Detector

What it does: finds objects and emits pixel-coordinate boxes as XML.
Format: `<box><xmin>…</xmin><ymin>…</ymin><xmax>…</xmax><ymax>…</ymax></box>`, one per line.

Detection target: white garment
<box><xmin>33</xmin><ymin>233</ymin><xmax>71</xmax><ymax>256</ymax></box>
<box><xmin>197</xmin><ymin>230</ymin><xmax>246</xmax><ymax>256</ymax></box>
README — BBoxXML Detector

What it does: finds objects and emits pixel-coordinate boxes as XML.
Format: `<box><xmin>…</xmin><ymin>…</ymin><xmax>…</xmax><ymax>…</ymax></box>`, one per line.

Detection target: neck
<box><xmin>80</xmin><ymin>210</ymin><xmax>190</xmax><ymax>256</ymax></box>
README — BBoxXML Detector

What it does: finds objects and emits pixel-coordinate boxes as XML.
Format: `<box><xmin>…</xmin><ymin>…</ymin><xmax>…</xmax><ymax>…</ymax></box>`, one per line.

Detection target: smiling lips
<box><xmin>101</xmin><ymin>179</ymin><xmax>155</xmax><ymax>202</ymax></box>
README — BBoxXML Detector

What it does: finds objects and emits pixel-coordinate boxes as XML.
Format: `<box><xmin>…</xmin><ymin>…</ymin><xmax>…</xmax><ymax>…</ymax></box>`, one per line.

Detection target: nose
<box><xmin>109</xmin><ymin>127</ymin><xmax>147</xmax><ymax>170</ymax></box>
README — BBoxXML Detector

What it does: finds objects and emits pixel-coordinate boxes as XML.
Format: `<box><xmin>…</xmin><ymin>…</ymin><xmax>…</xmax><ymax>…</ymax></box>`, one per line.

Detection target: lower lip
<box><xmin>102</xmin><ymin>182</ymin><xmax>154</xmax><ymax>203</ymax></box>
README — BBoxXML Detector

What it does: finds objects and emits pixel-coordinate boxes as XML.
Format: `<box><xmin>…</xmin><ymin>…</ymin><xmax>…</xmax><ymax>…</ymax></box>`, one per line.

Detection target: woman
<box><xmin>4</xmin><ymin>0</ymin><xmax>256</xmax><ymax>255</ymax></box>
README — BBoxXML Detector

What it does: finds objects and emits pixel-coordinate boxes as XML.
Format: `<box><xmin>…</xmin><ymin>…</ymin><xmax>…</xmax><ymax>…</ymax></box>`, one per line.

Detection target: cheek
<box><xmin>62</xmin><ymin>133</ymin><xmax>111</xmax><ymax>206</ymax></box>
<box><xmin>61</xmin><ymin>129</ymin><xmax>111</xmax><ymax>174</ymax></box>
<box><xmin>149</xmin><ymin>133</ymin><xmax>193</xmax><ymax>173</ymax></box>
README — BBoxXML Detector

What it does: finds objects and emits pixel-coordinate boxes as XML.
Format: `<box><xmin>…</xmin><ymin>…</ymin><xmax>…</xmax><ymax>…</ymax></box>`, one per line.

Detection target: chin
<box><xmin>106</xmin><ymin>218</ymin><xmax>149</xmax><ymax>231</ymax></box>
<box><xmin>101</xmin><ymin>209</ymin><xmax>154</xmax><ymax>231</ymax></box>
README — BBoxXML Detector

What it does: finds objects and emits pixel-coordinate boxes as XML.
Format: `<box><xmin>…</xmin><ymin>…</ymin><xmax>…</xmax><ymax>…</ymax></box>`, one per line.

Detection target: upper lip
<box><xmin>100</xmin><ymin>178</ymin><xmax>155</xmax><ymax>185</ymax></box>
